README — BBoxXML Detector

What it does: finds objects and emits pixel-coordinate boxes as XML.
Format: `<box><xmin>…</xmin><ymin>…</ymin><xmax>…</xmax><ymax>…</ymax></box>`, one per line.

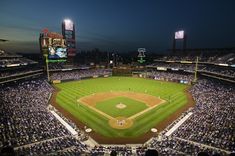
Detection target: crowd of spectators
<box><xmin>172</xmin><ymin>79</ymin><xmax>235</xmax><ymax>151</ymax></box>
<box><xmin>200</xmin><ymin>66</ymin><xmax>235</xmax><ymax>78</ymax></box>
<box><xmin>156</xmin><ymin>55</ymin><xmax>198</xmax><ymax>62</ymax></box>
<box><xmin>147</xmin><ymin>70</ymin><xmax>194</xmax><ymax>82</ymax></box>
<box><xmin>0</xmin><ymin>58</ymin><xmax>37</xmax><ymax>68</ymax></box>
<box><xmin>48</xmin><ymin>105</ymin><xmax>89</xmax><ymax>141</ymax></box>
<box><xmin>0</xmin><ymin>67</ymin><xmax>42</xmax><ymax>78</ymax></box>
<box><xmin>15</xmin><ymin>136</ymin><xmax>87</xmax><ymax>156</ymax></box>
<box><xmin>148</xmin><ymin>136</ymin><xmax>227</xmax><ymax>156</ymax></box>
<box><xmin>155</xmin><ymin>52</ymin><xmax>235</xmax><ymax>64</ymax></box>
<box><xmin>48</xmin><ymin>62</ymin><xmax>91</xmax><ymax>70</ymax></box>
<box><xmin>0</xmin><ymin>78</ymin><xmax>89</xmax><ymax>155</ymax></box>
<box><xmin>148</xmin><ymin>62</ymin><xmax>198</xmax><ymax>72</ymax></box>
<box><xmin>148</xmin><ymin>79</ymin><xmax>234</xmax><ymax>155</ymax></box>
<box><xmin>0</xmin><ymin>51</ymin><xmax>40</xmax><ymax>80</ymax></box>
<box><xmin>212</xmin><ymin>53</ymin><xmax>235</xmax><ymax>65</ymax></box>
<box><xmin>148</xmin><ymin>62</ymin><xmax>235</xmax><ymax>78</ymax></box>
<box><xmin>50</xmin><ymin>69</ymin><xmax>112</xmax><ymax>81</ymax></box>
<box><xmin>48</xmin><ymin>62</ymin><xmax>65</xmax><ymax>70</ymax></box>
<box><xmin>0</xmin><ymin>79</ymin><xmax>70</xmax><ymax>147</ymax></box>
<box><xmin>90</xmin><ymin>146</ymin><xmax>133</xmax><ymax>155</ymax></box>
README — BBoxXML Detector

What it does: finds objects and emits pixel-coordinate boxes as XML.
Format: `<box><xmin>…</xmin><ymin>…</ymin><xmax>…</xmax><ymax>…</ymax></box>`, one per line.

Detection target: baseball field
<box><xmin>52</xmin><ymin>76</ymin><xmax>193</xmax><ymax>142</ymax></box>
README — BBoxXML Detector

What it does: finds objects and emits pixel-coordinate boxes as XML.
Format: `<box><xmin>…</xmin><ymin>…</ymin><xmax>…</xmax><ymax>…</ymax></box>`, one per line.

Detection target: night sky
<box><xmin>0</xmin><ymin>0</ymin><xmax>235</xmax><ymax>53</ymax></box>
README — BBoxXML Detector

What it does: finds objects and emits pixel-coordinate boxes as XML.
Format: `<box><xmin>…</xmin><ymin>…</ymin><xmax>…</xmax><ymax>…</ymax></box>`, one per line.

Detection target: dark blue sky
<box><xmin>0</xmin><ymin>0</ymin><xmax>235</xmax><ymax>53</ymax></box>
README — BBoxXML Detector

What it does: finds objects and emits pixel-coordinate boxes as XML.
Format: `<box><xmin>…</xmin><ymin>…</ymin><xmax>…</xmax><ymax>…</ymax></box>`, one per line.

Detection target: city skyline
<box><xmin>0</xmin><ymin>0</ymin><xmax>235</xmax><ymax>53</ymax></box>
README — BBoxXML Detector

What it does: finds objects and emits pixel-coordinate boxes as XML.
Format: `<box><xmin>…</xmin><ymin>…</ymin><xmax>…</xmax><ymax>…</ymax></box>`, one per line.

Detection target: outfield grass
<box><xmin>96</xmin><ymin>97</ymin><xmax>148</xmax><ymax>117</ymax></box>
<box><xmin>55</xmin><ymin>76</ymin><xmax>189</xmax><ymax>137</ymax></box>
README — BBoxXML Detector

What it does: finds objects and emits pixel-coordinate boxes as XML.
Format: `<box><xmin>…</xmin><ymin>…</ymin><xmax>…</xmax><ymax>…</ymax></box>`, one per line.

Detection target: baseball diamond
<box><xmin>78</xmin><ymin>92</ymin><xmax>166</xmax><ymax>129</ymax></box>
<box><xmin>51</xmin><ymin>76</ymin><xmax>194</xmax><ymax>143</ymax></box>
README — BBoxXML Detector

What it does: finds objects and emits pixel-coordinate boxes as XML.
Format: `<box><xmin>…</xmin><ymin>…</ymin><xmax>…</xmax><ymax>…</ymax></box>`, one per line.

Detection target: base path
<box><xmin>128</xmin><ymin>99</ymin><xmax>165</xmax><ymax>120</ymax></box>
<box><xmin>78</xmin><ymin>91</ymin><xmax>163</xmax><ymax>107</ymax></box>
<box><xmin>78</xmin><ymin>100</ymin><xmax>115</xmax><ymax>120</ymax></box>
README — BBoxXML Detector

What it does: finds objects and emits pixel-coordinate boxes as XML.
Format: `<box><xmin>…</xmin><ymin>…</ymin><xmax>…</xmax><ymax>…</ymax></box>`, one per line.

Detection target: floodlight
<box><xmin>64</xmin><ymin>19</ymin><xmax>73</xmax><ymax>31</ymax></box>
<box><xmin>175</xmin><ymin>30</ymin><xmax>184</xmax><ymax>39</ymax></box>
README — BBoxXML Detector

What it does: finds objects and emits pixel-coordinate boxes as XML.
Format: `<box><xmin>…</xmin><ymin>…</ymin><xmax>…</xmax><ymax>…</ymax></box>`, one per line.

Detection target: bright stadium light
<box><xmin>64</xmin><ymin>19</ymin><xmax>73</xmax><ymax>31</ymax></box>
<box><xmin>175</xmin><ymin>30</ymin><xmax>184</xmax><ymax>39</ymax></box>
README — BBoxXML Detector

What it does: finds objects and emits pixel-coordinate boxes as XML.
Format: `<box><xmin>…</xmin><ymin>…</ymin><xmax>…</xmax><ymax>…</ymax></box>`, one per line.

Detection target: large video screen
<box><xmin>175</xmin><ymin>30</ymin><xmax>184</xmax><ymax>39</ymax></box>
<box><xmin>48</xmin><ymin>47</ymin><xmax>67</xmax><ymax>59</ymax></box>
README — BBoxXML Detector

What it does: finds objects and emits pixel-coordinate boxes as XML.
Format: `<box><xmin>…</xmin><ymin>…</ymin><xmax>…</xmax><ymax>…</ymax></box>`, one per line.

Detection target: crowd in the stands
<box><xmin>0</xmin><ymin>58</ymin><xmax>37</xmax><ymax>68</ymax></box>
<box><xmin>200</xmin><ymin>66</ymin><xmax>235</xmax><ymax>78</ymax></box>
<box><xmin>91</xmin><ymin>146</ymin><xmax>133</xmax><ymax>156</ymax></box>
<box><xmin>50</xmin><ymin>69</ymin><xmax>112</xmax><ymax>80</ymax></box>
<box><xmin>0</xmin><ymin>79</ymin><xmax>68</xmax><ymax>147</ymax></box>
<box><xmin>48</xmin><ymin>62</ymin><xmax>65</xmax><ymax>70</ymax></box>
<box><xmin>0</xmin><ymin>67</ymin><xmax>42</xmax><ymax>78</ymax></box>
<box><xmin>148</xmin><ymin>62</ymin><xmax>235</xmax><ymax>78</ymax></box>
<box><xmin>0</xmin><ymin>50</ymin><xmax>40</xmax><ymax>79</ymax></box>
<box><xmin>147</xmin><ymin>70</ymin><xmax>194</xmax><ymax>82</ymax></box>
<box><xmin>48</xmin><ymin>62</ymin><xmax>90</xmax><ymax>70</ymax></box>
<box><xmin>0</xmin><ymin>78</ymin><xmax>88</xmax><ymax>155</ymax></box>
<box><xmin>151</xmin><ymin>52</ymin><xmax>235</xmax><ymax>79</ymax></box>
<box><xmin>172</xmin><ymin>79</ymin><xmax>235</xmax><ymax>151</ymax></box>
<box><xmin>148</xmin><ymin>79</ymin><xmax>235</xmax><ymax>155</ymax></box>
<box><xmin>15</xmin><ymin>136</ymin><xmax>87</xmax><ymax>156</ymax></box>
<box><xmin>155</xmin><ymin>52</ymin><xmax>235</xmax><ymax>64</ymax></box>
<box><xmin>148</xmin><ymin>136</ymin><xmax>227</xmax><ymax>156</ymax></box>
<box><xmin>148</xmin><ymin>62</ymin><xmax>198</xmax><ymax>71</ymax></box>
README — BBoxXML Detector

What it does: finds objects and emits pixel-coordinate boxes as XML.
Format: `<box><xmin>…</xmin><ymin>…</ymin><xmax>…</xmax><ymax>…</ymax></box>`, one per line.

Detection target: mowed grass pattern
<box><xmin>55</xmin><ymin>76</ymin><xmax>188</xmax><ymax>137</ymax></box>
<box><xmin>96</xmin><ymin>97</ymin><xmax>148</xmax><ymax>117</ymax></box>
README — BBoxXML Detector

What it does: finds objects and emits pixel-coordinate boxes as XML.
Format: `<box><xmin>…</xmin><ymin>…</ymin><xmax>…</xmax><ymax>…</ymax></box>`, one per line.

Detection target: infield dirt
<box><xmin>78</xmin><ymin>91</ymin><xmax>163</xmax><ymax>107</ymax></box>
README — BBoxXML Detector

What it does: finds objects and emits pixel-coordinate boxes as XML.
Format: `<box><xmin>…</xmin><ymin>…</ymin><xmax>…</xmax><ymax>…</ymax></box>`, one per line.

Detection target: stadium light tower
<box><xmin>172</xmin><ymin>30</ymin><xmax>187</xmax><ymax>53</ymax></box>
<box><xmin>62</xmin><ymin>18</ymin><xmax>76</xmax><ymax>63</ymax></box>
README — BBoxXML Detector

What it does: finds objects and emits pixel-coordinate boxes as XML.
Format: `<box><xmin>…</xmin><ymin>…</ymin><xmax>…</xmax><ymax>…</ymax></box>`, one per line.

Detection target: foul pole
<box><xmin>194</xmin><ymin>56</ymin><xmax>199</xmax><ymax>82</ymax></box>
<box><xmin>44</xmin><ymin>54</ymin><xmax>50</xmax><ymax>82</ymax></box>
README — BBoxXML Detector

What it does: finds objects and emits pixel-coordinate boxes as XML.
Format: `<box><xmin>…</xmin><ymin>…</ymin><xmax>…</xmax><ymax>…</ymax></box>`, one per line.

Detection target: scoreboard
<box><xmin>40</xmin><ymin>29</ymin><xmax>67</xmax><ymax>60</ymax></box>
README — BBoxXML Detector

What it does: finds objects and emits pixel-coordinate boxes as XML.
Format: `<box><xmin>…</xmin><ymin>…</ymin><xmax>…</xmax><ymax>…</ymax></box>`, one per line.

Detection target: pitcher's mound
<box><xmin>116</xmin><ymin>103</ymin><xmax>126</xmax><ymax>109</ymax></box>
<box><xmin>109</xmin><ymin>117</ymin><xmax>133</xmax><ymax>129</ymax></box>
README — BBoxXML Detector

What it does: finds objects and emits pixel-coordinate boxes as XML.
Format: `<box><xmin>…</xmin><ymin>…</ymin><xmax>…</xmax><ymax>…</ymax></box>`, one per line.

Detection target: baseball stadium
<box><xmin>1</xmin><ymin>1</ymin><xmax>235</xmax><ymax>156</ymax></box>
<box><xmin>1</xmin><ymin>48</ymin><xmax>234</xmax><ymax>156</ymax></box>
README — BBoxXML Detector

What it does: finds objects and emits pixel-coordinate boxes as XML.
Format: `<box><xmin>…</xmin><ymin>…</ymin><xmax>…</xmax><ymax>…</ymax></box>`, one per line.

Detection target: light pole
<box><xmin>193</xmin><ymin>56</ymin><xmax>199</xmax><ymax>83</ymax></box>
<box><xmin>44</xmin><ymin>54</ymin><xmax>50</xmax><ymax>82</ymax></box>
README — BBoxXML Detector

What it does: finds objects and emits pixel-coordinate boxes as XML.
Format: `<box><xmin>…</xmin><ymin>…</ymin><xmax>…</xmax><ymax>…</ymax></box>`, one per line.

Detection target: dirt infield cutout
<box><xmin>77</xmin><ymin>91</ymin><xmax>165</xmax><ymax>129</ymax></box>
